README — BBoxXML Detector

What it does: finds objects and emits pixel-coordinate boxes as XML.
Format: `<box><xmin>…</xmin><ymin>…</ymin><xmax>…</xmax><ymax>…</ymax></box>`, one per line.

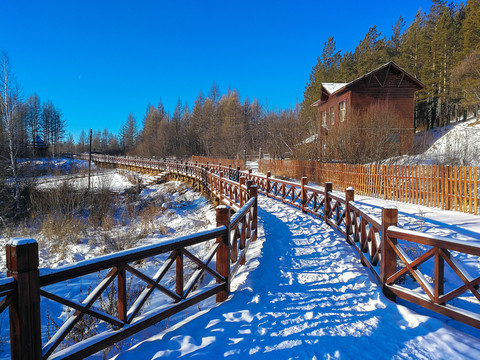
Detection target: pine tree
<box><xmin>353</xmin><ymin>25</ymin><xmax>389</xmax><ymax>75</ymax></box>
<box><xmin>337</xmin><ymin>51</ymin><xmax>356</xmax><ymax>82</ymax></box>
<box><xmin>461</xmin><ymin>0</ymin><xmax>480</xmax><ymax>56</ymax></box>
<box><xmin>387</xmin><ymin>16</ymin><xmax>405</xmax><ymax>60</ymax></box>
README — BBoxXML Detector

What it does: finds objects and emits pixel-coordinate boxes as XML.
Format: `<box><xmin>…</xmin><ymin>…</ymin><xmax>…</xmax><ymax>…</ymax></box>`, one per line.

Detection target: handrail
<box><xmin>39</xmin><ymin>227</ymin><xmax>226</xmax><ymax>286</ymax></box>
<box><xmin>387</xmin><ymin>226</ymin><xmax>480</xmax><ymax>255</ymax></box>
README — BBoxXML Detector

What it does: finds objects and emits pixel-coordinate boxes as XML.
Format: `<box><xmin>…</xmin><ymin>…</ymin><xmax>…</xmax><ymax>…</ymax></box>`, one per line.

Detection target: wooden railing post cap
<box><xmin>7</xmin><ymin>238</ymin><xmax>39</xmax><ymax>272</ymax></box>
<box><xmin>216</xmin><ymin>205</ymin><xmax>230</xmax><ymax>218</ymax></box>
<box><xmin>7</xmin><ymin>238</ymin><xmax>37</xmax><ymax>246</ymax></box>
<box><xmin>383</xmin><ymin>205</ymin><xmax>398</xmax><ymax>211</ymax></box>
<box><xmin>382</xmin><ymin>205</ymin><xmax>398</xmax><ymax>222</ymax></box>
<box><xmin>346</xmin><ymin>186</ymin><xmax>354</xmax><ymax>191</ymax></box>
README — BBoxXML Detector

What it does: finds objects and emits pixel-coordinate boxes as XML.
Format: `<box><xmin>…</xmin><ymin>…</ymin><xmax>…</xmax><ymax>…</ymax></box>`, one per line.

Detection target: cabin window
<box><xmin>330</xmin><ymin>106</ymin><xmax>334</xmax><ymax>125</ymax></box>
<box><xmin>322</xmin><ymin>111</ymin><xmax>327</xmax><ymax>127</ymax></box>
<box><xmin>339</xmin><ymin>101</ymin><xmax>346</xmax><ymax>122</ymax></box>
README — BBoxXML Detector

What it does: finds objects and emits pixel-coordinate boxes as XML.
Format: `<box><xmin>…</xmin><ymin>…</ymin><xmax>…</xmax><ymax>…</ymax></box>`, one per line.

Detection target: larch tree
<box><xmin>26</xmin><ymin>94</ymin><xmax>42</xmax><ymax>145</ymax></box>
<box><xmin>189</xmin><ymin>91</ymin><xmax>206</xmax><ymax>155</ymax></box>
<box><xmin>121</xmin><ymin>113</ymin><xmax>138</xmax><ymax>153</ymax></box>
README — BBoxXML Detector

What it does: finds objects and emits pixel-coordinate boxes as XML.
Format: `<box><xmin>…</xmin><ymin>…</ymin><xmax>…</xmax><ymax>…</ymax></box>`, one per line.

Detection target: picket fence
<box><xmin>259</xmin><ymin>159</ymin><xmax>480</xmax><ymax>215</ymax></box>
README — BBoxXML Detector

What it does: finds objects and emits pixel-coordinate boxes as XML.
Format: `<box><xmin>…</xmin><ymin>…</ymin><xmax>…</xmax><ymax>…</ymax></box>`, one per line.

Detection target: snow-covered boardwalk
<box><xmin>115</xmin><ymin>197</ymin><xmax>480</xmax><ymax>360</ymax></box>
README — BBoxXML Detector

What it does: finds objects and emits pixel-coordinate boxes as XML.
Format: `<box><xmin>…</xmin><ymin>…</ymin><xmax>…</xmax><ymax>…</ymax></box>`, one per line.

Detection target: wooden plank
<box><xmin>434</xmin><ymin>248</ymin><xmax>445</xmax><ymax>303</ymax></box>
<box><xmin>469</xmin><ymin>166</ymin><xmax>473</xmax><ymax>214</ymax></box>
<box><xmin>464</xmin><ymin>166</ymin><xmax>467</xmax><ymax>213</ymax></box>
<box><xmin>453</xmin><ymin>166</ymin><xmax>457</xmax><ymax>211</ymax></box>
<box><xmin>475</xmin><ymin>167</ymin><xmax>478</xmax><ymax>215</ymax></box>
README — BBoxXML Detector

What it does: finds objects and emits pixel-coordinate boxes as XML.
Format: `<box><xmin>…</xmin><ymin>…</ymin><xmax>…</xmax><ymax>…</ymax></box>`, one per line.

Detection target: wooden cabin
<box><xmin>311</xmin><ymin>61</ymin><xmax>424</xmax><ymax>159</ymax></box>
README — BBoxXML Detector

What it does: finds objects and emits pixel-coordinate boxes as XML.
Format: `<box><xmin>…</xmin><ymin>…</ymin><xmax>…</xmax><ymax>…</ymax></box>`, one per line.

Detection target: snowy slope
<box><xmin>392</xmin><ymin>117</ymin><xmax>480</xmax><ymax>165</ymax></box>
<box><xmin>113</xmin><ymin>196</ymin><xmax>480</xmax><ymax>360</ymax></box>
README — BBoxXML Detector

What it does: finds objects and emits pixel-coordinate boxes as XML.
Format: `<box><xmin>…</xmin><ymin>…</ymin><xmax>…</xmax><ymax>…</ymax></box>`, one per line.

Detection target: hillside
<box><xmin>387</xmin><ymin>116</ymin><xmax>480</xmax><ymax>166</ymax></box>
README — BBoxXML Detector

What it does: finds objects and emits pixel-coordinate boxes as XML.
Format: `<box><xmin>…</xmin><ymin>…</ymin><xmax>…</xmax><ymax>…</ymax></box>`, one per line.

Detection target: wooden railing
<box><xmin>108</xmin><ymin>156</ymin><xmax>480</xmax><ymax>328</ymax></box>
<box><xmin>259</xmin><ymin>159</ymin><xmax>480</xmax><ymax>215</ymax></box>
<box><xmin>245</xmin><ymin>170</ymin><xmax>480</xmax><ymax>330</ymax></box>
<box><xmin>66</xmin><ymin>156</ymin><xmax>480</xmax><ymax>329</ymax></box>
<box><xmin>1</xmin><ymin>156</ymin><xmax>258</xmax><ymax>359</ymax></box>
<box><xmin>191</xmin><ymin>155</ymin><xmax>245</xmax><ymax>170</ymax></box>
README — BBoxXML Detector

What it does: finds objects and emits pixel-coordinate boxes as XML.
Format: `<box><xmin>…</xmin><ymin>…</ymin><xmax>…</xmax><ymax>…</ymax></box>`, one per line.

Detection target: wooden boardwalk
<box><xmin>114</xmin><ymin>196</ymin><xmax>480</xmax><ymax>360</ymax></box>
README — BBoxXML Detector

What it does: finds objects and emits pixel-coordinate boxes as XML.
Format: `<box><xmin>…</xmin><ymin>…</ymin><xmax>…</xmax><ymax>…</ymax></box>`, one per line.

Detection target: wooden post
<box><xmin>219</xmin><ymin>171</ymin><xmax>224</xmax><ymax>204</ymax></box>
<box><xmin>345</xmin><ymin>187</ymin><xmax>354</xmax><ymax>244</ymax></box>
<box><xmin>434</xmin><ymin>248</ymin><xmax>445</xmax><ymax>303</ymax></box>
<box><xmin>216</xmin><ymin>206</ymin><xmax>230</xmax><ymax>302</ymax></box>
<box><xmin>266</xmin><ymin>171</ymin><xmax>271</xmax><ymax>196</ymax></box>
<box><xmin>118</xmin><ymin>267</ymin><xmax>127</xmax><ymax>323</ymax></box>
<box><xmin>249</xmin><ymin>184</ymin><xmax>258</xmax><ymax>240</ymax></box>
<box><xmin>381</xmin><ymin>206</ymin><xmax>398</xmax><ymax>301</ymax></box>
<box><xmin>176</xmin><ymin>249</ymin><xmax>183</xmax><ymax>298</ymax></box>
<box><xmin>301</xmin><ymin>177</ymin><xmax>308</xmax><ymax>212</ymax></box>
<box><xmin>239</xmin><ymin>176</ymin><xmax>246</xmax><ymax>206</ymax></box>
<box><xmin>324</xmin><ymin>182</ymin><xmax>332</xmax><ymax>223</ymax></box>
<box><xmin>6</xmin><ymin>238</ymin><xmax>42</xmax><ymax>360</ymax></box>
<box><xmin>243</xmin><ymin>149</ymin><xmax>247</xmax><ymax>170</ymax></box>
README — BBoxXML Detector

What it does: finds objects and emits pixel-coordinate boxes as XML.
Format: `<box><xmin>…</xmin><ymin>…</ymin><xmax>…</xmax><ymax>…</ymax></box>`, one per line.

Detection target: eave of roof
<box><xmin>310</xmin><ymin>61</ymin><xmax>425</xmax><ymax>107</ymax></box>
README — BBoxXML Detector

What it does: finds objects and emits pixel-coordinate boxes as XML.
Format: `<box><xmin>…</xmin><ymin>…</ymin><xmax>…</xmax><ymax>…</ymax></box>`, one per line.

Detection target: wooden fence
<box><xmin>259</xmin><ymin>159</ymin><xmax>480</xmax><ymax>215</ymax></box>
<box><xmin>0</xmin><ymin>156</ymin><xmax>258</xmax><ymax>359</ymax></box>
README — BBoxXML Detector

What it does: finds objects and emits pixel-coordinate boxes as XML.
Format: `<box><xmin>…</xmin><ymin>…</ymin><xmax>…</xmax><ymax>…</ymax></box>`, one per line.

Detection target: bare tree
<box><xmin>0</xmin><ymin>51</ymin><xmax>22</xmax><ymax>208</ymax></box>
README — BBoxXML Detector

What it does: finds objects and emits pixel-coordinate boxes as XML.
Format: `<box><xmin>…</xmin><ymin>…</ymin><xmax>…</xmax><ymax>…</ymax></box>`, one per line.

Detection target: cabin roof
<box><xmin>311</xmin><ymin>61</ymin><xmax>425</xmax><ymax>107</ymax></box>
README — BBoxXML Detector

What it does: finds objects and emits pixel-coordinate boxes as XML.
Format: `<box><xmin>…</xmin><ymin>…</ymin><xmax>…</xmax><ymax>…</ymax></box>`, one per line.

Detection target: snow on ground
<box><xmin>113</xmin><ymin>196</ymin><xmax>480</xmax><ymax>360</ymax></box>
<box><xmin>0</xmin><ymin>173</ymin><xmax>216</xmax><ymax>274</ymax></box>
<box><xmin>36</xmin><ymin>170</ymin><xmax>134</xmax><ymax>192</ymax></box>
<box><xmin>392</xmin><ymin>117</ymin><xmax>480</xmax><ymax>165</ymax></box>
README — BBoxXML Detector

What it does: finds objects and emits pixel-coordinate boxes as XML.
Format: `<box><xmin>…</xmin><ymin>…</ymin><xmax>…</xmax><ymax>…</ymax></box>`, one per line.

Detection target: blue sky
<box><xmin>1</xmin><ymin>0</ymin><xmax>439</xmax><ymax>139</ymax></box>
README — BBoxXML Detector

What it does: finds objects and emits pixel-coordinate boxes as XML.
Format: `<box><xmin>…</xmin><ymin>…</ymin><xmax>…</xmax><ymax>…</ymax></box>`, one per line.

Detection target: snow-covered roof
<box><xmin>322</xmin><ymin>83</ymin><xmax>348</xmax><ymax>94</ymax></box>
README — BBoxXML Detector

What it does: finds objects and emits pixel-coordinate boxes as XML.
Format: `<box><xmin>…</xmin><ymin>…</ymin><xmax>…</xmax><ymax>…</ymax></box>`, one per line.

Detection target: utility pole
<box><xmin>88</xmin><ymin>129</ymin><xmax>92</xmax><ymax>191</ymax></box>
